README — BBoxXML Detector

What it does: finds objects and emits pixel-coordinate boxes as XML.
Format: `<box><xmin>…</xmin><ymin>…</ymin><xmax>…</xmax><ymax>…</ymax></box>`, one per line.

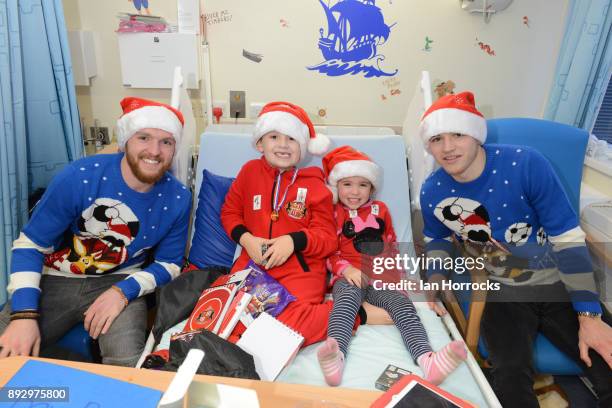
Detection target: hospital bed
<box><xmin>140</xmin><ymin>124</ymin><xmax>501</xmax><ymax>408</ymax></box>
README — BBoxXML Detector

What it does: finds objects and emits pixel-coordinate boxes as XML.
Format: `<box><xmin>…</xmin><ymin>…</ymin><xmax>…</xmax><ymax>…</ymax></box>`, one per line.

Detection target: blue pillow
<box><xmin>188</xmin><ymin>169</ymin><xmax>237</xmax><ymax>269</ymax></box>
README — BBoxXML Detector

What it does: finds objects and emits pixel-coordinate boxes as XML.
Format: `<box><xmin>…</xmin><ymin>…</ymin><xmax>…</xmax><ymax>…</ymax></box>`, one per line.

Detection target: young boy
<box><xmin>221</xmin><ymin>101</ymin><xmax>342</xmax><ymax>346</ymax></box>
<box><xmin>419</xmin><ymin>92</ymin><xmax>612</xmax><ymax>406</ymax></box>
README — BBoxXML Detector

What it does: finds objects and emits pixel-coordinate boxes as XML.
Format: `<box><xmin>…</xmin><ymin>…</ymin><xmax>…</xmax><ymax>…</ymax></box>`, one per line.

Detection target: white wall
<box><xmin>63</xmin><ymin>0</ymin><xmax>197</xmax><ymax>142</ymax></box>
<box><xmin>64</xmin><ymin>0</ymin><xmax>569</xmax><ymax>134</ymax></box>
<box><xmin>204</xmin><ymin>0</ymin><xmax>568</xmax><ymax>126</ymax></box>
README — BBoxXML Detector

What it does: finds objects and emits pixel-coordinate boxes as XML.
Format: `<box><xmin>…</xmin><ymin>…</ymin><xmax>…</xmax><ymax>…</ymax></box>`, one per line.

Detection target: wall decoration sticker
<box><xmin>243</xmin><ymin>49</ymin><xmax>264</xmax><ymax>63</ymax></box>
<box><xmin>280</xmin><ymin>18</ymin><xmax>290</xmax><ymax>28</ymax></box>
<box><xmin>475</xmin><ymin>37</ymin><xmax>496</xmax><ymax>56</ymax></box>
<box><xmin>423</xmin><ymin>36</ymin><xmax>434</xmax><ymax>51</ymax></box>
<box><xmin>434</xmin><ymin>81</ymin><xmax>456</xmax><ymax>99</ymax></box>
<box><xmin>380</xmin><ymin>77</ymin><xmax>401</xmax><ymax>99</ymax></box>
<box><xmin>522</xmin><ymin>16</ymin><xmax>530</xmax><ymax>27</ymax></box>
<box><xmin>382</xmin><ymin>77</ymin><xmax>400</xmax><ymax>89</ymax></box>
<box><xmin>128</xmin><ymin>0</ymin><xmax>151</xmax><ymax>16</ymax></box>
<box><xmin>307</xmin><ymin>0</ymin><xmax>398</xmax><ymax>78</ymax></box>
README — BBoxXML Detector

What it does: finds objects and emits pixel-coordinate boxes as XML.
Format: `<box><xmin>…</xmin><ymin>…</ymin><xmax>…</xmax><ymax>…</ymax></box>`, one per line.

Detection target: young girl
<box><xmin>317</xmin><ymin>145</ymin><xmax>467</xmax><ymax>386</ymax></box>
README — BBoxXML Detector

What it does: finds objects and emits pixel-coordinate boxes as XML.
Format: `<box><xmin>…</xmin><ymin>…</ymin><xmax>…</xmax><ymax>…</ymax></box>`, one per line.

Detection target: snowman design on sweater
<box><xmin>432</xmin><ymin>195</ymin><xmax>548</xmax><ymax>282</ymax></box>
<box><xmin>44</xmin><ymin>198</ymin><xmax>141</xmax><ymax>275</ymax></box>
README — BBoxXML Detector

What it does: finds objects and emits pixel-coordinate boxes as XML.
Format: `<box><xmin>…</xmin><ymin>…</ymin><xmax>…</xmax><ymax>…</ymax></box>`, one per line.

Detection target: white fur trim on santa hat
<box><xmin>253</xmin><ymin>111</ymin><xmax>331</xmax><ymax>161</ymax></box>
<box><xmin>253</xmin><ymin>111</ymin><xmax>309</xmax><ymax>159</ymax></box>
<box><xmin>327</xmin><ymin>159</ymin><xmax>380</xmax><ymax>203</ymax></box>
<box><xmin>419</xmin><ymin>107</ymin><xmax>487</xmax><ymax>149</ymax></box>
<box><xmin>116</xmin><ymin>105</ymin><xmax>183</xmax><ymax>150</ymax></box>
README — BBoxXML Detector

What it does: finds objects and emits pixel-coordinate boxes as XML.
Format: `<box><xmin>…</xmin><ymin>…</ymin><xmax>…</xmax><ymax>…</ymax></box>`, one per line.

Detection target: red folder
<box><xmin>370</xmin><ymin>374</ymin><xmax>475</xmax><ymax>408</ymax></box>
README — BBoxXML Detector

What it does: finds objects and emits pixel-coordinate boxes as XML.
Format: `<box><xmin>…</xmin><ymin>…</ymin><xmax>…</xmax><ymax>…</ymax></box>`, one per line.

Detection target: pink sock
<box><xmin>417</xmin><ymin>340</ymin><xmax>467</xmax><ymax>385</ymax></box>
<box><xmin>317</xmin><ymin>337</ymin><xmax>345</xmax><ymax>386</ymax></box>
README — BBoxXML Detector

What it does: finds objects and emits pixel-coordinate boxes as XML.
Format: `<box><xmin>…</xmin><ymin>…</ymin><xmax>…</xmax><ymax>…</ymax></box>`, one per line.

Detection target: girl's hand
<box><xmin>344</xmin><ymin>265</ymin><xmax>368</xmax><ymax>288</ymax></box>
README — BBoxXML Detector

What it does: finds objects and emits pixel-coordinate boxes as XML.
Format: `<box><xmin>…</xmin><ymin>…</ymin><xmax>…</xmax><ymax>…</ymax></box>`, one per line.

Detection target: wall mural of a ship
<box><xmin>307</xmin><ymin>0</ymin><xmax>398</xmax><ymax>78</ymax></box>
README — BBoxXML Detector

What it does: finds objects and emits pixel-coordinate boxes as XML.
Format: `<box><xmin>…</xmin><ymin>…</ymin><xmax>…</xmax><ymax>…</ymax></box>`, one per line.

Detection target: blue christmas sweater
<box><xmin>8</xmin><ymin>153</ymin><xmax>192</xmax><ymax>312</ymax></box>
<box><xmin>420</xmin><ymin>144</ymin><xmax>601</xmax><ymax>314</ymax></box>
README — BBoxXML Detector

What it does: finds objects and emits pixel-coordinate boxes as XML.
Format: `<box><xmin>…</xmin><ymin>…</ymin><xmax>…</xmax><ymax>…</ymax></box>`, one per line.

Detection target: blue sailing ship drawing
<box><xmin>307</xmin><ymin>0</ymin><xmax>398</xmax><ymax>78</ymax></box>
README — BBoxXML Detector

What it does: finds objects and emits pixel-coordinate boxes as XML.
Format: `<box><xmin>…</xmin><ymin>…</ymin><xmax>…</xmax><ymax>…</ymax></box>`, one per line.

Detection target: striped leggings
<box><xmin>329</xmin><ymin>278</ymin><xmax>432</xmax><ymax>361</ymax></box>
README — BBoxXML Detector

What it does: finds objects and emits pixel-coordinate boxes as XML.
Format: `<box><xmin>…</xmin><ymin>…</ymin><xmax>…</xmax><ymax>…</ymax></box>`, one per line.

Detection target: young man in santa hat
<box><xmin>222</xmin><ymin>101</ymin><xmax>373</xmax><ymax>347</ymax></box>
<box><xmin>0</xmin><ymin>97</ymin><xmax>191</xmax><ymax>367</ymax></box>
<box><xmin>420</xmin><ymin>92</ymin><xmax>612</xmax><ymax>406</ymax></box>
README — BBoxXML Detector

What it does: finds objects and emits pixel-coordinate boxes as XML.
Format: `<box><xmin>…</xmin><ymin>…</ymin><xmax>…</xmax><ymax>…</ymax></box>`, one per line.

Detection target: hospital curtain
<box><xmin>0</xmin><ymin>0</ymin><xmax>82</xmax><ymax>305</ymax></box>
<box><xmin>544</xmin><ymin>0</ymin><xmax>612</xmax><ymax>130</ymax></box>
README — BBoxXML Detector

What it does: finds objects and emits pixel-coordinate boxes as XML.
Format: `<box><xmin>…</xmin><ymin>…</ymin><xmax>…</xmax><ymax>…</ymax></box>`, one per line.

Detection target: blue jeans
<box><xmin>482</xmin><ymin>283</ymin><xmax>612</xmax><ymax>407</ymax></box>
<box><xmin>0</xmin><ymin>274</ymin><xmax>147</xmax><ymax>367</ymax></box>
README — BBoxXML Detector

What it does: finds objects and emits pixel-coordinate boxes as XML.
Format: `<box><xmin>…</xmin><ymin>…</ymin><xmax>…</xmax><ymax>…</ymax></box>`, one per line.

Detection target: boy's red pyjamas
<box><xmin>222</xmin><ymin>157</ymin><xmax>350</xmax><ymax>346</ymax></box>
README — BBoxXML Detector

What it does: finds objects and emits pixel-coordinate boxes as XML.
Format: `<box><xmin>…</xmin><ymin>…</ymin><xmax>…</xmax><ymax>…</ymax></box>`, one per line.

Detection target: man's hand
<box><xmin>239</xmin><ymin>233</ymin><xmax>269</xmax><ymax>265</ymax></box>
<box><xmin>578</xmin><ymin>315</ymin><xmax>612</xmax><ymax>369</ymax></box>
<box><xmin>262</xmin><ymin>235</ymin><xmax>294</xmax><ymax>269</ymax></box>
<box><xmin>425</xmin><ymin>273</ymin><xmax>447</xmax><ymax>316</ymax></box>
<box><xmin>0</xmin><ymin>319</ymin><xmax>41</xmax><ymax>358</ymax></box>
<box><xmin>83</xmin><ymin>288</ymin><xmax>127</xmax><ymax>339</ymax></box>
<box><xmin>344</xmin><ymin>266</ymin><xmax>368</xmax><ymax>288</ymax></box>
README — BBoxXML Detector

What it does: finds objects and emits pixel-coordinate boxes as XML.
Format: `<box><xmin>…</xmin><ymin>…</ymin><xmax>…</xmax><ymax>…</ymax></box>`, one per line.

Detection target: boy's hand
<box><xmin>344</xmin><ymin>266</ymin><xmax>368</xmax><ymax>288</ymax></box>
<box><xmin>239</xmin><ymin>233</ymin><xmax>269</xmax><ymax>265</ymax></box>
<box><xmin>262</xmin><ymin>235</ymin><xmax>294</xmax><ymax>269</ymax></box>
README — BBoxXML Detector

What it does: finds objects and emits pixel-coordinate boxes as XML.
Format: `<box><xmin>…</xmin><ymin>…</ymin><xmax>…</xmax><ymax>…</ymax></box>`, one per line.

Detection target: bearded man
<box><xmin>0</xmin><ymin>97</ymin><xmax>191</xmax><ymax>367</ymax></box>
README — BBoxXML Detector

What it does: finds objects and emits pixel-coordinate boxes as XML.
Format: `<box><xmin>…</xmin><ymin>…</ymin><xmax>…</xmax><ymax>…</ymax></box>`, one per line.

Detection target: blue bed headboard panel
<box><xmin>194</xmin><ymin>130</ymin><xmax>414</xmax><ymax>244</ymax></box>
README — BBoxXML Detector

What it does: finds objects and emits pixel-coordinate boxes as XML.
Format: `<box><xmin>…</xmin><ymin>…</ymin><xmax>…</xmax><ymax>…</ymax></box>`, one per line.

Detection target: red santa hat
<box><xmin>116</xmin><ymin>97</ymin><xmax>184</xmax><ymax>151</ymax></box>
<box><xmin>252</xmin><ymin>101</ymin><xmax>330</xmax><ymax>162</ymax></box>
<box><xmin>322</xmin><ymin>145</ymin><xmax>381</xmax><ymax>203</ymax></box>
<box><xmin>418</xmin><ymin>91</ymin><xmax>487</xmax><ymax>150</ymax></box>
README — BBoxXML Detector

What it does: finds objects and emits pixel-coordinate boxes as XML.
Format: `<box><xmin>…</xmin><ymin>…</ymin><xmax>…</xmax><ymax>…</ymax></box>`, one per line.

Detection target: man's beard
<box><xmin>125</xmin><ymin>147</ymin><xmax>172</xmax><ymax>185</ymax></box>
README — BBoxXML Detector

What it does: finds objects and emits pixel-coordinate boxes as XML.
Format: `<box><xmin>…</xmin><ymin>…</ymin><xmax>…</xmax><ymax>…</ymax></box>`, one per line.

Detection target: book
<box><xmin>212</xmin><ymin>267</ymin><xmax>251</xmax><ymax>288</ymax></box>
<box><xmin>183</xmin><ymin>284</ymin><xmax>236</xmax><ymax>333</ymax></box>
<box><xmin>183</xmin><ymin>268</ymin><xmax>252</xmax><ymax>334</ymax></box>
<box><xmin>217</xmin><ymin>290</ymin><xmax>253</xmax><ymax>339</ymax></box>
<box><xmin>375</xmin><ymin>364</ymin><xmax>412</xmax><ymax>391</ymax></box>
<box><xmin>4</xmin><ymin>360</ymin><xmax>161</xmax><ymax>407</ymax></box>
<box><xmin>117</xmin><ymin>12</ymin><xmax>166</xmax><ymax>22</ymax></box>
<box><xmin>370</xmin><ymin>374</ymin><xmax>474</xmax><ymax>408</ymax></box>
<box><xmin>236</xmin><ymin>312</ymin><xmax>304</xmax><ymax>381</ymax></box>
